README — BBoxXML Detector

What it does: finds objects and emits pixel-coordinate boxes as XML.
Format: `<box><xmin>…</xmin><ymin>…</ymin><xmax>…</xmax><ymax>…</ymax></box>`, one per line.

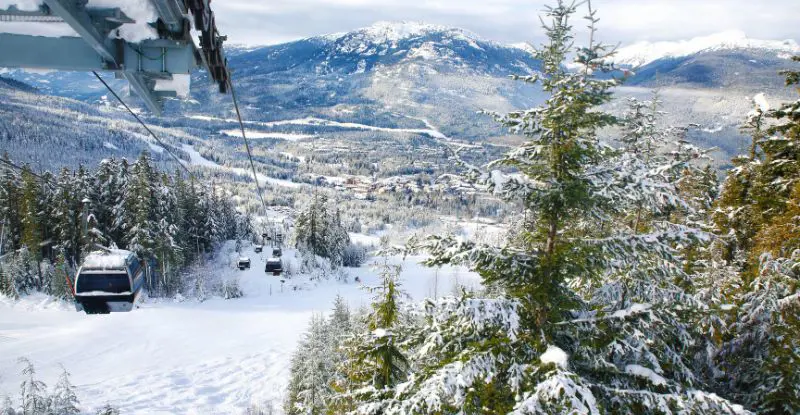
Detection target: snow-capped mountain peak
<box><xmin>614</xmin><ymin>30</ymin><xmax>800</xmax><ymax>67</ymax></box>
<box><xmin>350</xmin><ymin>21</ymin><xmax>470</xmax><ymax>43</ymax></box>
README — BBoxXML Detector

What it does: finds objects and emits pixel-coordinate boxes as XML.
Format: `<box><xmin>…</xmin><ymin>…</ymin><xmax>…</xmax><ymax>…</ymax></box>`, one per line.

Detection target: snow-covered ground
<box><xmin>181</xmin><ymin>144</ymin><xmax>304</xmax><ymax>189</ymax></box>
<box><xmin>0</xmin><ymin>245</ymin><xmax>478</xmax><ymax>414</ymax></box>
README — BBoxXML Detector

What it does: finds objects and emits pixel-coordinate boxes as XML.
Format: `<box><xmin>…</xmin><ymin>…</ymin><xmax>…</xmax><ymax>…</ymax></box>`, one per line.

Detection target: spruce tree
<box><xmin>336</xmin><ymin>262</ymin><xmax>408</xmax><ymax>413</ymax></box>
<box><xmin>295</xmin><ymin>195</ymin><xmax>351</xmax><ymax>266</ymax></box>
<box><xmin>18</xmin><ymin>167</ymin><xmax>43</xmax><ymax>289</ymax></box>
<box><xmin>285</xmin><ymin>314</ymin><xmax>333</xmax><ymax>415</ymax></box>
<box><xmin>0</xmin><ymin>152</ymin><xmax>22</xmax><ymax>252</ymax></box>
<box><xmin>18</xmin><ymin>358</ymin><xmax>48</xmax><ymax>415</ymax></box>
<box><xmin>48</xmin><ymin>366</ymin><xmax>80</xmax><ymax>415</ymax></box>
<box><xmin>713</xmin><ymin>56</ymin><xmax>800</xmax><ymax>413</ymax></box>
<box><xmin>125</xmin><ymin>152</ymin><xmax>158</xmax><ymax>255</ymax></box>
<box><xmin>389</xmin><ymin>2</ymin><xmax>743</xmax><ymax>413</ymax></box>
<box><xmin>0</xmin><ymin>396</ymin><xmax>15</xmax><ymax>415</ymax></box>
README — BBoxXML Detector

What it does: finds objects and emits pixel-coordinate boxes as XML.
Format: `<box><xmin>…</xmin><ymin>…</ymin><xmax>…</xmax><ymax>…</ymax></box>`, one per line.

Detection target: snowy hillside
<box><xmin>0</xmin><ymin>244</ymin><xmax>480</xmax><ymax>413</ymax></box>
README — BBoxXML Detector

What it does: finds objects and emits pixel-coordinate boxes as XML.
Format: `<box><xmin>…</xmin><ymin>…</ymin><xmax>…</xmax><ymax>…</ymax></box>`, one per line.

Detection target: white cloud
<box><xmin>209</xmin><ymin>0</ymin><xmax>798</xmax><ymax>47</ymax></box>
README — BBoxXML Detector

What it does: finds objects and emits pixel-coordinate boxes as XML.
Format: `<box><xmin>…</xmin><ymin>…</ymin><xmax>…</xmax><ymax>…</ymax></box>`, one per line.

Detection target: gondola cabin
<box><xmin>265</xmin><ymin>258</ymin><xmax>283</xmax><ymax>276</ymax></box>
<box><xmin>74</xmin><ymin>250</ymin><xmax>145</xmax><ymax>314</ymax></box>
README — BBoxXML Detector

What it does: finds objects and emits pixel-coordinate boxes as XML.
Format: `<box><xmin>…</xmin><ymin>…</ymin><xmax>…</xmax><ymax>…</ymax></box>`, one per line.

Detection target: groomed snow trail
<box><xmin>0</xmin><ymin>246</ymin><xmax>478</xmax><ymax>414</ymax></box>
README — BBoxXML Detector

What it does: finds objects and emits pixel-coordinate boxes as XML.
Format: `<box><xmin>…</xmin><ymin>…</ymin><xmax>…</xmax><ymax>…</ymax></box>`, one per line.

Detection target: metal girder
<box><xmin>41</xmin><ymin>0</ymin><xmax>118</xmax><ymax>65</ymax></box>
<box><xmin>0</xmin><ymin>0</ymin><xmax>230</xmax><ymax>115</ymax></box>
<box><xmin>0</xmin><ymin>34</ymin><xmax>111</xmax><ymax>71</ymax></box>
<box><xmin>121</xmin><ymin>71</ymin><xmax>163</xmax><ymax>116</ymax></box>
<box><xmin>149</xmin><ymin>0</ymin><xmax>186</xmax><ymax>33</ymax></box>
<box><xmin>0</xmin><ymin>34</ymin><xmax>197</xmax><ymax>74</ymax></box>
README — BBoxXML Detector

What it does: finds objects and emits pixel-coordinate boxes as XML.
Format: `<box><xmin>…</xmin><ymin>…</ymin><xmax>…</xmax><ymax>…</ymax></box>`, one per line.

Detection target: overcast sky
<box><xmin>211</xmin><ymin>0</ymin><xmax>799</xmax><ymax>47</ymax></box>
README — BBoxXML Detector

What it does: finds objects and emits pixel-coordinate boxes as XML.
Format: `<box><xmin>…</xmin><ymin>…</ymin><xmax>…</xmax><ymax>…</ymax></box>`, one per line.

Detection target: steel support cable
<box><xmin>92</xmin><ymin>71</ymin><xmax>195</xmax><ymax>180</ymax></box>
<box><xmin>226</xmin><ymin>76</ymin><xmax>268</xmax><ymax>215</ymax></box>
<box><xmin>0</xmin><ymin>157</ymin><xmax>57</xmax><ymax>189</ymax></box>
<box><xmin>0</xmin><ymin>157</ymin><xmax>47</xmax><ymax>181</ymax></box>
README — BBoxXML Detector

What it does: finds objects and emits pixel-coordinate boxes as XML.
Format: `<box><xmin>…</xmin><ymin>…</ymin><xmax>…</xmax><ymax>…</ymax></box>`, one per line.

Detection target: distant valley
<box><xmin>2</xmin><ymin>22</ymin><xmax>799</xmax><ymax>190</ymax></box>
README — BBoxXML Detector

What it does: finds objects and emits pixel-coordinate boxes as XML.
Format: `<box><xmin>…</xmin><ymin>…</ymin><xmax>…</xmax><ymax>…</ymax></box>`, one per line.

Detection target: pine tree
<box><xmin>49</xmin><ymin>252</ymin><xmax>73</xmax><ymax>300</ymax></box>
<box><xmin>95</xmin><ymin>404</ymin><xmax>120</xmax><ymax>415</ymax></box>
<box><xmin>391</xmin><ymin>2</ymin><xmax>743</xmax><ymax>413</ymax></box>
<box><xmin>47</xmin><ymin>366</ymin><xmax>80</xmax><ymax>415</ymax></box>
<box><xmin>336</xmin><ymin>262</ymin><xmax>408</xmax><ymax>414</ymax></box>
<box><xmin>713</xmin><ymin>97</ymin><xmax>766</xmax><ymax>267</ymax></box>
<box><xmin>52</xmin><ymin>168</ymin><xmax>83</xmax><ymax>265</ymax></box>
<box><xmin>0</xmin><ymin>265</ymin><xmax>19</xmax><ymax>300</ymax></box>
<box><xmin>712</xmin><ymin>56</ymin><xmax>800</xmax><ymax>413</ymax></box>
<box><xmin>110</xmin><ymin>158</ymin><xmax>130</xmax><ymax>247</ymax></box>
<box><xmin>718</xmin><ymin>252</ymin><xmax>800</xmax><ymax>412</ymax></box>
<box><xmin>0</xmin><ymin>152</ymin><xmax>22</xmax><ymax>252</ymax></box>
<box><xmin>295</xmin><ymin>195</ymin><xmax>351</xmax><ymax>266</ymax></box>
<box><xmin>125</xmin><ymin>152</ymin><xmax>158</xmax><ymax>256</ymax></box>
<box><xmin>0</xmin><ymin>396</ymin><xmax>16</xmax><ymax>415</ymax></box>
<box><xmin>285</xmin><ymin>314</ymin><xmax>334</xmax><ymax>415</ymax></box>
<box><xmin>18</xmin><ymin>167</ymin><xmax>43</xmax><ymax>289</ymax></box>
<box><xmin>17</xmin><ymin>358</ymin><xmax>48</xmax><ymax>415</ymax></box>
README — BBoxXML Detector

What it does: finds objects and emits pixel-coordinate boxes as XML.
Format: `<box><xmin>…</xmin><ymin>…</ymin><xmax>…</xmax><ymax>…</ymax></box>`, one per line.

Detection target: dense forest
<box><xmin>284</xmin><ymin>2</ymin><xmax>800</xmax><ymax>414</ymax></box>
<box><xmin>0</xmin><ymin>152</ymin><xmax>252</xmax><ymax>299</ymax></box>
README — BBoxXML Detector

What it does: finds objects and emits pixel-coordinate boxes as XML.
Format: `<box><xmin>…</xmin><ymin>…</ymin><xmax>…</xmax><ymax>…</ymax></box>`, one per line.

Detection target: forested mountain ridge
<box><xmin>3</xmin><ymin>22</ymin><xmax>798</xmax><ymax>173</ymax></box>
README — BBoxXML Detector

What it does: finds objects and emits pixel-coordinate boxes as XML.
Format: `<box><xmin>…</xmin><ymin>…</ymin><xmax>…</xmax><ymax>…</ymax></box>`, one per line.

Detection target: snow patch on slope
<box><xmin>615</xmin><ymin>31</ymin><xmax>800</xmax><ymax>67</ymax></box>
<box><xmin>219</xmin><ymin>130</ymin><xmax>315</xmax><ymax>141</ymax></box>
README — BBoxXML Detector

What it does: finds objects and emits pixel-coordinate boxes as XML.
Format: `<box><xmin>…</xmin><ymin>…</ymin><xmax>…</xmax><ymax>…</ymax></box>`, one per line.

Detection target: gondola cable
<box><xmin>0</xmin><ymin>157</ymin><xmax>56</xmax><ymax>189</ymax></box>
<box><xmin>226</xmin><ymin>76</ymin><xmax>269</xmax><ymax>215</ymax></box>
<box><xmin>91</xmin><ymin>71</ymin><xmax>196</xmax><ymax>181</ymax></box>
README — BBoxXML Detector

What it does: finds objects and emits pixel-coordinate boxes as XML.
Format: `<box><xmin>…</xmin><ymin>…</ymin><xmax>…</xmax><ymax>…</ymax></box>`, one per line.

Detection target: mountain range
<box><xmin>2</xmin><ymin>21</ymin><xmax>799</xmax><ymax>179</ymax></box>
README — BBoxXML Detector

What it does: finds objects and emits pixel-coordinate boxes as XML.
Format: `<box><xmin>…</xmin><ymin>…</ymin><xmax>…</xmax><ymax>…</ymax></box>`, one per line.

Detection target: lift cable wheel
<box><xmin>92</xmin><ymin>71</ymin><xmax>195</xmax><ymax>181</ymax></box>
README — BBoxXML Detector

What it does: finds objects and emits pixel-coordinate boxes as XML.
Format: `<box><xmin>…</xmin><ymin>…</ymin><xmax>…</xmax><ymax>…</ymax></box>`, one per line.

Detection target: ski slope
<box><xmin>0</xmin><ymin>245</ymin><xmax>479</xmax><ymax>414</ymax></box>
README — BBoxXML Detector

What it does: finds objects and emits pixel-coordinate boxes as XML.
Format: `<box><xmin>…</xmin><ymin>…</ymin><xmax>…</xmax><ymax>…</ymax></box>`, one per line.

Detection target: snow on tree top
<box><xmin>753</xmin><ymin>93</ymin><xmax>771</xmax><ymax>112</ymax></box>
<box><xmin>81</xmin><ymin>250</ymin><xmax>134</xmax><ymax>270</ymax></box>
<box><xmin>539</xmin><ymin>345</ymin><xmax>568</xmax><ymax>368</ymax></box>
<box><xmin>624</xmin><ymin>364</ymin><xmax>667</xmax><ymax>386</ymax></box>
<box><xmin>614</xmin><ymin>30</ymin><xmax>800</xmax><ymax>67</ymax></box>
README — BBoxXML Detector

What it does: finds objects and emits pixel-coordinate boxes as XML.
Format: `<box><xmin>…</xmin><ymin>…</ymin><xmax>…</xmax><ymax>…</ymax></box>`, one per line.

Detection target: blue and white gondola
<box><xmin>73</xmin><ymin>250</ymin><xmax>145</xmax><ymax>314</ymax></box>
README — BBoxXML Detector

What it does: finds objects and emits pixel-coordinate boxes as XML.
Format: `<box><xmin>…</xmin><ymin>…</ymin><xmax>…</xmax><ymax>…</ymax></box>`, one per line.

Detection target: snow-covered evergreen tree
<box><xmin>285</xmin><ymin>314</ymin><xmax>334</xmax><ymax>415</ymax></box>
<box><xmin>0</xmin><ymin>396</ymin><xmax>15</xmax><ymax>415</ymax></box>
<box><xmin>335</xmin><ymin>262</ymin><xmax>409</xmax><ymax>414</ymax></box>
<box><xmin>711</xmin><ymin>56</ymin><xmax>800</xmax><ymax>413</ymax></box>
<box><xmin>285</xmin><ymin>295</ymin><xmax>356</xmax><ymax>415</ymax></box>
<box><xmin>17</xmin><ymin>358</ymin><xmax>48</xmax><ymax>415</ymax></box>
<box><xmin>387</xmin><ymin>2</ymin><xmax>745</xmax><ymax>413</ymax></box>
<box><xmin>125</xmin><ymin>152</ymin><xmax>158</xmax><ymax>256</ymax></box>
<box><xmin>95</xmin><ymin>403</ymin><xmax>120</xmax><ymax>415</ymax></box>
<box><xmin>295</xmin><ymin>195</ymin><xmax>351</xmax><ymax>266</ymax></box>
<box><xmin>47</xmin><ymin>366</ymin><xmax>80</xmax><ymax>415</ymax></box>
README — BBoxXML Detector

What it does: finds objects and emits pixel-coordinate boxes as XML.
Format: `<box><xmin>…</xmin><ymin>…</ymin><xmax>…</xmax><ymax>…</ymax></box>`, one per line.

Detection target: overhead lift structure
<box><xmin>0</xmin><ymin>0</ymin><xmax>230</xmax><ymax>115</ymax></box>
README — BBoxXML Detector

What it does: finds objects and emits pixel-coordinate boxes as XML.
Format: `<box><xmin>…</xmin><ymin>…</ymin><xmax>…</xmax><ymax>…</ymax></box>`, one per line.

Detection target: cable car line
<box><xmin>0</xmin><ymin>157</ymin><xmax>56</xmax><ymax>188</ymax></box>
<box><xmin>91</xmin><ymin>71</ymin><xmax>196</xmax><ymax>181</ymax></box>
<box><xmin>227</xmin><ymin>76</ymin><xmax>269</xmax><ymax>215</ymax></box>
